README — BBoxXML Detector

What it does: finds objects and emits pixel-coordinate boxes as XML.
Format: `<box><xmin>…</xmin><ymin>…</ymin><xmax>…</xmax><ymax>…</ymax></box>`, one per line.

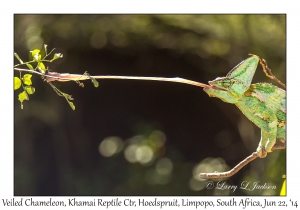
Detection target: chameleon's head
<box><xmin>203</xmin><ymin>77</ymin><xmax>240</xmax><ymax>104</ymax></box>
<box><xmin>203</xmin><ymin>54</ymin><xmax>259</xmax><ymax>104</ymax></box>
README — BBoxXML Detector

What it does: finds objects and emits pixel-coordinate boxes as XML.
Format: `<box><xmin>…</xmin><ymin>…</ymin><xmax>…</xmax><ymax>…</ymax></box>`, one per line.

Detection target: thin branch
<box><xmin>14</xmin><ymin>68</ymin><xmax>44</xmax><ymax>75</ymax></box>
<box><xmin>14</xmin><ymin>61</ymin><xmax>36</xmax><ymax>68</ymax></box>
<box><xmin>42</xmin><ymin>47</ymin><xmax>56</xmax><ymax>60</ymax></box>
<box><xmin>199</xmin><ymin>140</ymin><xmax>286</xmax><ymax>179</ymax></box>
<box><xmin>258</xmin><ymin>56</ymin><xmax>286</xmax><ymax>89</ymax></box>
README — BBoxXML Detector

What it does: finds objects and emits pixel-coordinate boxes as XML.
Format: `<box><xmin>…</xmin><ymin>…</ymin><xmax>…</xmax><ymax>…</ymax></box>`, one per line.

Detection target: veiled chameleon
<box><xmin>203</xmin><ymin>55</ymin><xmax>286</xmax><ymax>158</ymax></box>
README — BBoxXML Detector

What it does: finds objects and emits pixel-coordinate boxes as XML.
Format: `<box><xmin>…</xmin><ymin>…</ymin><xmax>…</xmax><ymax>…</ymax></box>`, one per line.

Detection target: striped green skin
<box><xmin>204</xmin><ymin>55</ymin><xmax>286</xmax><ymax>158</ymax></box>
<box><xmin>237</xmin><ymin>83</ymin><xmax>286</xmax><ymax>157</ymax></box>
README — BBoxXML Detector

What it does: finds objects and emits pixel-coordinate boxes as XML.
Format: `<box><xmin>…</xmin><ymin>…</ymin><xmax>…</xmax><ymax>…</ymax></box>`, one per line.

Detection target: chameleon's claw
<box><xmin>257</xmin><ymin>148</ymin><xmax>267</xmax><ymax>158</ymax></box>
<box><xmin>279</xmin><ymin>139</ymin><xmax>286</xmax><ymax>145</ymax></box>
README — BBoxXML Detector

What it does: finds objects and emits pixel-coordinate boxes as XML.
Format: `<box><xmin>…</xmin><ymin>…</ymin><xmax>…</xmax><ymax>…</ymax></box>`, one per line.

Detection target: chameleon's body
<box><xmin>203</xmin><ymin>55</ymin><xmax>286</xmax><ymax>158</ymax></box>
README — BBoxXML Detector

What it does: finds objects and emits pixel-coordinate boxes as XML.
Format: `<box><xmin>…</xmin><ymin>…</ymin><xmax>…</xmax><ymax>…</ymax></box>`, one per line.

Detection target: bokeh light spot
<box><xmin>135</xmin><ymin>145</ymin><xmax>153</xmax><ymax>164</ymax></box>
<box><xmin>25</xmin><ymin>25</ymin><xmax>42</xmax><ymax>39</ymax></box>
<box><xmin>149</xmin><ymin>130</ymin><xmax>166</xmax><ymax>148</ymax></box>
<box><xmin>124</xmin><ymin>144</ymin><xmax>139</xmax><ymax>163</ymax></box>
<box><xmin>99</xmin><ymin>136</ymin><xmax>123</xmax><ymax>157</ymax></box>
<box><xmin>26</xmin><ymin>36</ymin><xmax>44</xmax><ymax>51</ymax></box>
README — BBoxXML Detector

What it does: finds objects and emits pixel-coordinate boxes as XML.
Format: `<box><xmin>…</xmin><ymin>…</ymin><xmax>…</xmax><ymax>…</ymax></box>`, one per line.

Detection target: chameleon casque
<box><xmin>203</xmin><ymin>55</ymin><xmax>286</xmax><ymax>158</ymax></box>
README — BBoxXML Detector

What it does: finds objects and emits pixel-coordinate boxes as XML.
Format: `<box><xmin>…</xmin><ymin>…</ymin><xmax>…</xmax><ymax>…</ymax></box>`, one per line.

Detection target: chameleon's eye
<box><xmin>221</xmin><ymin>79</ymin><xmax>232</xmax><ymax>89</ymax></box>
<box><xmin>221</xmin><ymin>79</ymin><xmax>243</xmax><ymax>89</ymax></box>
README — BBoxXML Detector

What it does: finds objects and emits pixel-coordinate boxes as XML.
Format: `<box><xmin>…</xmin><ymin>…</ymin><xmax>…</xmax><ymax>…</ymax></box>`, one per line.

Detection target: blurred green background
<box><xmin>14</xmin><ymin>14</ymin><xmax>286</xmax><ymax>196</ymax></box>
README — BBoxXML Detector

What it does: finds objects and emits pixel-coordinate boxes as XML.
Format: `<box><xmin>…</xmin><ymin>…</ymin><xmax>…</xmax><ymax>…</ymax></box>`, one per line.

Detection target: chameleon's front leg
<box><xmin>257</xmin><ymin>118</ymin><xmax>278</xmax><ymax>158</ymax></box>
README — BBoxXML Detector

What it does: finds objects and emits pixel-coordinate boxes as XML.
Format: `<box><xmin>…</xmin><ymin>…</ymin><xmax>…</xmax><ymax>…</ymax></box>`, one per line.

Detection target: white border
<box><xmin>2</xmin><ymin>0</ymin><xmax>299</xmax><ymax>209</ymax></box>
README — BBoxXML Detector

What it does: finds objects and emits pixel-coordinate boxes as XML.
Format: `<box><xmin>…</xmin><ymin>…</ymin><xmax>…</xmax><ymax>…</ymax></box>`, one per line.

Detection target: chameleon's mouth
<box><xmin>205</xmin><ymin>82</ymin><xmax>228</xmax><ymax>91</ymax></box>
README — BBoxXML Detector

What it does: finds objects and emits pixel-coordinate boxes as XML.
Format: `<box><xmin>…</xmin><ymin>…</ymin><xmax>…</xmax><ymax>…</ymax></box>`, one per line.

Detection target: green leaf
<box><xmin>50</xmin><ymin>53</ymin><xmax>63</xmax><ymax>62</ymax></box>
<box><xmin>31</xmin><ymin>49</ymin><xmax>41</xmax><ymax>62</ymax></box>
<box><xmin>14</xmin><ymin>77</ymin><xmax>21</xmax><ymax>90</ymax></box>
<box><xmin>84</xmin><ymin>72</ymin><xmax>99</xmax><ymax>88</ymax></box>
<box><xmin>18</xmin><ymin>91</ymin><xmax>29</xmax><ymax>102</ymax></box>
<box><xmin>18</xmin><ymin>91</ymin><xmax>29</xmax><ymax>110</ymax></box>
<box><xmin>91</xmin><ymin>77</ymin><xmax>99</xmax><ymax>87</ymax></box>
<box><xmin>66</xmin><ymin>94</ymin><xmax>74</xmax><ymax>100</ymax></box>
<box><xmin>14</xmin><ymin>53</ymin><xmax>23</xmax><ymax>64</ymax></box>
<box><xmin>22</xmin><ymin>74</ymin><xmax>32</xmax><ymax>85</ymax></box>
<box><xmin>26</xmin><ymin>63</ymin><xmax>34</xmax><ymax>70</ymax></box>
<box><xmin>38</xmin><ymin>62</ymin><xmax>46</xmax><ymax>73</ymax></box>
<box><xmin>62</xmin><ymin>93</ymin><xmax>75</xmax><ymax>110</ymax></box>
<box><xmin>67</xmin><ymin>100</ymin><xmax>75</xmax><ymax>110</ymax></box>
<box><xmin>24</xmin><ymin>86</ymin><xmax>35</xmax><ymax>94</ymax></box>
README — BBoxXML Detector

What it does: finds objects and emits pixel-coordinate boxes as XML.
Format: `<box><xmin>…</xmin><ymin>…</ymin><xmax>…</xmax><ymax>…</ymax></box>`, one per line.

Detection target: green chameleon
<box><xmin>204</xmin><ymin>55</ymin><xmax>286</xmax><ymax>158</ymax></box>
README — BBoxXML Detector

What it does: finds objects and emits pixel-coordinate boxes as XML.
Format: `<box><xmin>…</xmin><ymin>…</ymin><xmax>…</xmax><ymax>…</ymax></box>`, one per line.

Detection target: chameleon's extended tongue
<box><xmin>207</xmin><ymin>84</ymin><xmax>229</xmax><ymax>91</ymax></box>
<box><xmin>45</xmin><ymin>72</ymin><xmax>213</xmax><ymax>89</ymax></box>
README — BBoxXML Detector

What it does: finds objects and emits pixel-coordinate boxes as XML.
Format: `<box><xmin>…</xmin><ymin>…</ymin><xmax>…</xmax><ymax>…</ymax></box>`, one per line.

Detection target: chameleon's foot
<box><xmin>257</xmin><ymin>148</ymin><xmax>267</xmax><ymax>158</ymax></box>
<box><xmin>271</xmin><ymin>140</ymin><xmax>286</xmax><ymax>150</ymax></box>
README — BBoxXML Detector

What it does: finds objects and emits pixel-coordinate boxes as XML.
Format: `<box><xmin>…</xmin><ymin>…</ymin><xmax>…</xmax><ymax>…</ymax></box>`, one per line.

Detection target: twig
<box><xmin>199</xmin><ymin>140</ymin><xmax>286</xmax><ymax>179</ymax></box>
<box><xmin>256</xmin><ymin>56</ymin><xmax>286</xmax><ymax>89</ymax></box>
